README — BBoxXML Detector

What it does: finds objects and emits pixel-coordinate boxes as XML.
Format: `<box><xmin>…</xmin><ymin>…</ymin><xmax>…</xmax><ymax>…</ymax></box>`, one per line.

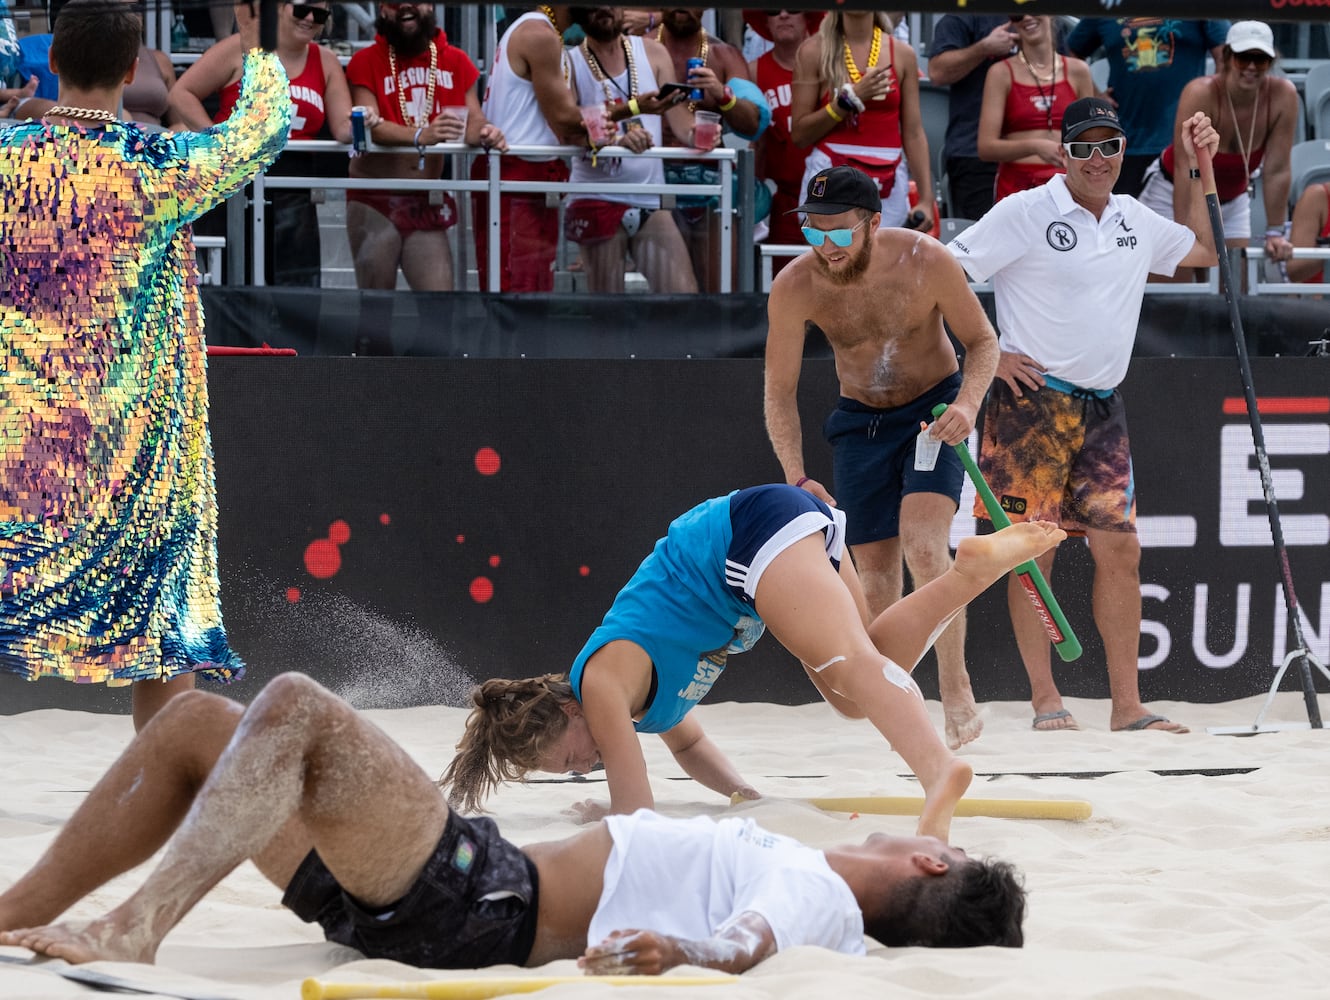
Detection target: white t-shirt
<box><xmin>946</xmin><ymin>175</ymin><xmax>1195</xmax><ymax>390</ymax></box>
<box><xmin>590</xmin><ymin>811</ymin><xmax>864</xmax><ymax>955</ymax></box>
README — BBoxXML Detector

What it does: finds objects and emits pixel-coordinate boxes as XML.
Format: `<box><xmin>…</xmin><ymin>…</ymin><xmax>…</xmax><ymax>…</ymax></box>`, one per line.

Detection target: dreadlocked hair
<box><xmin>437</xmin><ymin>674</ymin><xmax>576</xmax><ymax>814</ymax></box>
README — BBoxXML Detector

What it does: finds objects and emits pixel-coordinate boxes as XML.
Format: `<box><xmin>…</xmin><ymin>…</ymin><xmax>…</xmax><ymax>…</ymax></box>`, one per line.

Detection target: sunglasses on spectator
<box><xmin>801</xmin><ymin>219</ymin><xmax>868</xmax><ymax>247</ymax></box>
<box><xmin>1063</xmin><ymin>137</ymin><xmax>1125</xmax><ymax>159</ymax></box>
<box><xmin>1231</xmin><ymin>50</ymin><xmax>1273</xmax><ymax>67</ymax></box>
<box><xmin>291</xmin><ymin>3</ymin><xmax>331</xmax><ymax>23</ymax></box>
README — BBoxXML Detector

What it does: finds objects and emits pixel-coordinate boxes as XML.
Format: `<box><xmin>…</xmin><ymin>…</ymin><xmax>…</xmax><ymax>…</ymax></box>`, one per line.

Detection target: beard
<box><xmin>377</xmin><ymin>7</ymin><xmax>437</xmax><ymax>57</ymax></box>
<box><xmin>662</xmin><ymin>9</ymin><xmax>703</xmax><ymax>38</ymax></box>
<box><xmin>813</xmin><ymin>233</ymin><xmax>873</xmax><ymax>285</ymax></box>
<box><xmin>571</xmin><ymin>7</ymin><xmax>623</xmax><ymax>43</ymax></box>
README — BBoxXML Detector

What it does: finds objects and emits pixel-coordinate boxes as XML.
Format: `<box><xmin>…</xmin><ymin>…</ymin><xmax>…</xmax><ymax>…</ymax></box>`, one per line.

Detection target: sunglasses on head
<box><xmin>291</xmin><ymin>3</ymin><xmax>331</xmax><ymax>23</ymax></box>
<box><xmin>801</xmin><ymin>218</ymin><xmax>867</xmax><ymax>247</ymax></box>
<box><xmin>1232</xmin><ymin>50</ymin><xmax>1273</xmax><ymax>67</ymax></box>
<box><xmin>1063</xmin><ymin>136</ymin><xmax>1125</xmax><ymax>159</ymax></box>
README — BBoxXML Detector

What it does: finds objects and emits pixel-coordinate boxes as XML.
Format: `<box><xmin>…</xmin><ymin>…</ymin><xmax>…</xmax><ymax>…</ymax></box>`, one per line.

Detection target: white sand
<box><xmin>3</xmin><ymin>693</ymin><xmax>1329</xmax><ymax>999</ymax></box>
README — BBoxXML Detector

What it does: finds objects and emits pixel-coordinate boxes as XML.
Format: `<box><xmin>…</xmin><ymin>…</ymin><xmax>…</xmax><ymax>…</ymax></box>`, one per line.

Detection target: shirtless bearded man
<box><xmin>764</xmin><ymin>165</ymin><xmax>1000</xmax><ymax>750</ymax></box>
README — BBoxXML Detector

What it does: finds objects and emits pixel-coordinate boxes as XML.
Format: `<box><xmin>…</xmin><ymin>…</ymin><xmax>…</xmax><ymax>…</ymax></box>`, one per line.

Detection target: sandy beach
<box><xmin>2</xmin><ymin>692</ymin><xmax>1328</xmax><ymax>999</ymax></box>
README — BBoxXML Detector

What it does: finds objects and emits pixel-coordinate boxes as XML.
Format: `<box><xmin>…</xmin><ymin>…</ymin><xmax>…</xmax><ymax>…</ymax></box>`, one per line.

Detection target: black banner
<box><xmin>4</xmin><ymin>356</ymin><xmax>1326</xmax><ymax>716</ymax></box>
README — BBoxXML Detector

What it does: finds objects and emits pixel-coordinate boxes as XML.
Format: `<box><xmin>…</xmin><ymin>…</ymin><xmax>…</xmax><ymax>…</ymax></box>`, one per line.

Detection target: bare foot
<box><xmin>0</xmin><ymin>912</ymin><xmax>157</xmax><ymax>965</ymax></box>
<box><xmin>954</xmin><ymin>521</ymin><xmax>1065</xmax><ymax>589</ymax></box>
<box><xmin>944</xmin><ymin>702</ymin><xmax>983</xmax><ymax>750</ymax></box>
<box><xmin>916</xmin><ymin>758</ymin><xmax>973</xmax><ymax>843</ymax></box>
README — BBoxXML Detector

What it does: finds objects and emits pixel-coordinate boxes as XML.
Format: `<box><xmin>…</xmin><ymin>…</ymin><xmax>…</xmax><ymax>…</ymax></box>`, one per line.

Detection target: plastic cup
<box><xmin>692</xmin><ymin>110</ymin><xmax>721</xmax><ymax>152</ymax></box>
<box><xmin>440</xmin><ymin>105</ymin><xmax>469</xmax><ymax>141</ymax></box>
<box><xmin>580</xmin><ymin>104</ymin><xmax>613</xmax><ymax>147</ymax></box>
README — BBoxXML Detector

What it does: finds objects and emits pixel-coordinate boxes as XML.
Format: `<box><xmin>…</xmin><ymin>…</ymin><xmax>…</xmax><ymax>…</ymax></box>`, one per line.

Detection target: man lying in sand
<box><xmin>0</xmin><ymin>673</ymin><xmax>1026</xmax><ymax>973</ymax></box>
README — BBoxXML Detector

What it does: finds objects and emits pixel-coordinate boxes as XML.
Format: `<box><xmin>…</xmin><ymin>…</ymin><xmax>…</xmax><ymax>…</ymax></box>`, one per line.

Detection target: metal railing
<box><xmin>1244</xmin><ymin>245</ymin><xmax>1330</xmax><ymax>294</ymax></box>
<box><xmin>243</xmin><ymin>139</ymin><xmax>753</xmax><ymax>292</ymax></box>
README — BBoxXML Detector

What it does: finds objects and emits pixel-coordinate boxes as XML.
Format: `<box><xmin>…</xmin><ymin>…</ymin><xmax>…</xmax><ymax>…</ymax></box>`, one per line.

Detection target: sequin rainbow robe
<box><xmin>0</xmin><ymin>51</ymin><xmax>291</xmax><ymax>685</ymax></box>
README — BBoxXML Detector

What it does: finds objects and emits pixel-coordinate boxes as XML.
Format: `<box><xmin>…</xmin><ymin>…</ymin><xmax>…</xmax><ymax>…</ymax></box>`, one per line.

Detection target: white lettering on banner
<box><xmin>1272</xmin><ymin>582</ymin><xmax>1329</xmax><ymax>667</ymax></box>
<box><xmin>1192</xmin><ymin>583</ymin><xmax>1251</xmax><ymax>669</ymax></box>
<box><xmin>1219</xmin><ymin>424</ymin><xmax>1330</xmax><ymax>546</ymax></box>
<box><xmin>1139</xmin><ymin>584</ymin><xmax>1171</xmax><ymax>669</ymax></box>
<box><xmin>678</xmin><ymin>654</ymin><xmax>725</xmax><ymax>704</ymax></box>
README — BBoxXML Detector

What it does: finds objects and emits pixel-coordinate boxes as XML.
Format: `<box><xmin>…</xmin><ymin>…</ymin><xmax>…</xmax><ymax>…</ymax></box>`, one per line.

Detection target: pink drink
<box><xmin>581</xmin><ymin>105</ymin><xmax>612</xmax><ymax>147</ymax></box>
<box><xmin>692</xmin><ymin>121</ymin><xmax>721</xmax><ymax>151</ymax></box>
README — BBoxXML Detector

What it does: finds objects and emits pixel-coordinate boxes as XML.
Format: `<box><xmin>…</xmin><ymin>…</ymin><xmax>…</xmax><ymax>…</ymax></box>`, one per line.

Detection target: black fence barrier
<box><xmin>3</xmin><ymin>356</ymin><xmax>1327</xmax><ymax>715</ymax></box>
<box><xmin>199</xmin><ymin>288</ymin><xmax>1330</xmax><ymax>360</ymax></box>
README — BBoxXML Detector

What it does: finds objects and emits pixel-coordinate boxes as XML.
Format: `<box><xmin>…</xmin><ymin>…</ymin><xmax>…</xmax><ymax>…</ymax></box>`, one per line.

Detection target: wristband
<box><xmin>718</xmin><ymin>86</ymin><xmax>737</xmax><ymax>112</ymax></box>
<box><xmin>795</xmin><ymin>476</ymin><xmax>811</xmax><ymax>488</ymax></box>
<box><xmin>824</xmin><ymin>102</ymin><xmax>844</xmax><ymax>123</ymax></box>
<box><xmin>1188</xmin><ymin>167</ymin><xmax>1200</xmax><ymax>179</ymax></box>
<box><xmin>1265</xmin><ymin>223</ymin><xmax>1291</xmax><ymax>239</ymax></box>
<box><xmin>628</xmin><ymin>97</ymin><xmax>640</xmax><ymax>116</ymax></box>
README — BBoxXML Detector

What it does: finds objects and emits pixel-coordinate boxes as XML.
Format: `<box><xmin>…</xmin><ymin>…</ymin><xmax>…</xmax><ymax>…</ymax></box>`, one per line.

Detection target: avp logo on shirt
<box><xmin>1046</xmin><ymin>221</ymin><xmax>1077</xmax><ymax>251</ymax></box>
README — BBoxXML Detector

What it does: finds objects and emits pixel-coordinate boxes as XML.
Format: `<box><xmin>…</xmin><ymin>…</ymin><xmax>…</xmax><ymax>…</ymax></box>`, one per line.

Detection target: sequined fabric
<box><xmin>0</xmin><ymin>52</ymin><xmax>291</xmax><ymax>685</ymax></box>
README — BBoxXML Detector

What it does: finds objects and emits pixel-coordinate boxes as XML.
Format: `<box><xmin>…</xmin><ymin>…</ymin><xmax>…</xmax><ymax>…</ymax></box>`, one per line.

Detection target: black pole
<box><xmin>1197</xmin><ymin>147</ymin><xmax>1324</xmax><ymax>728</ymax></box>
<box><xmin>258</xmin><ymin>0</ymin><xmax>279</xmax><ymax>51</ymax></box>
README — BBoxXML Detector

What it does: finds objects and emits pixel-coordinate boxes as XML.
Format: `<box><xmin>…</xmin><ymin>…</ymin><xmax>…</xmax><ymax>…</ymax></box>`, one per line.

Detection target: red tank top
<box><xmin>755</xmin><ymin>51</ymin><xmax>806</xmax><ymax>189</ymax></box>
<box><xmin>215</xmin><ymin>43</ymin><xmax>327</xmax><ymax>139</ymax></box>
<box><xmin>816</xmin><ymin>34</ymin><xmax>902</xmax><ymax>166</ymax></box>
<box><xmin>1160</xmin><ymin>77</ymin><xmax>1268</xmax><ymax>203</ymax></box>
<box><xmin>1001</xmin><ymin>58</ymin><xmax>1078</xmax><ymax>135</ymax></box>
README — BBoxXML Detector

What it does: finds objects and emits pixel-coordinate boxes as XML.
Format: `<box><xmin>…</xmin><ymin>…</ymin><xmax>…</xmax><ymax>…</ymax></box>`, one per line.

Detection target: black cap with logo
<box><xmin>1061</xmin><ymin>97</ymin><xmax>1127</xmax><ymax>143</ymax></box>
<box><xmin>791</xmin><ymin>166</ymin><xmax>881</xmax><ymax>215</ymax></box>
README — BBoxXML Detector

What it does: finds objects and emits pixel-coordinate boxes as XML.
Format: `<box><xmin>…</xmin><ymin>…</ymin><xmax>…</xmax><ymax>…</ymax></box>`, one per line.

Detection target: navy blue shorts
<box><xmin>725</xmin><ymin>484</ymin><xmax>847</xmax><ymax>605</ymax></box>
<box><xmin>281</xmin><ymin>811</ymin><xmax>538</xmax><ymax>969</ymax></box>
<box><xmin>823</xmin><ymin>373</ymin><xmax>965</xmax><ymax>546</ymax></box>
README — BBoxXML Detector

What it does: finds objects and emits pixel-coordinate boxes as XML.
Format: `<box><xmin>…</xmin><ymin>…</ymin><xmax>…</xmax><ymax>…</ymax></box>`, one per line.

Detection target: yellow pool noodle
<box><xmin>809</xmin><ymin>796</ymin><xmax>1092</xmax><ymax>821</ymax></box>
<box><xmin>301</xmin><ymin>974</ymin><xmax>738</xmax><ymax>1000</ymax></box>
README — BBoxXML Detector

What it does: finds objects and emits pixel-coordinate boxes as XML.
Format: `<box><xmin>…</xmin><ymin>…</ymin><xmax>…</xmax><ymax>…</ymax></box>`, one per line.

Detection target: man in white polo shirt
<box><xmin>946</xmin><ymin>97</ymin><xmax>1218</xmax><ymax>735</ymax></box>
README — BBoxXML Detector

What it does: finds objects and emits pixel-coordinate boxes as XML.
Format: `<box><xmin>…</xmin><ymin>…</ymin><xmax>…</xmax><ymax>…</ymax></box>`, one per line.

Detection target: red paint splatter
<box><xmin>470</xmin><ymin>577</ymin><xmax>495</xmax><ymax>603</ymax></box>
<box><xmin>304</xmin><ymin>539</ymin><xmax>342</xmax><ymax>579</ymax></box>
<box><xmin>286</xmin><ymin>587</ymin><xmax>301</xmax><ymax>603</ymax></box>
<box><xmin>578</xmin><ymin>565</ymin><xmax>590</xmax><ymax>577</ymax></box>
<box><xmin>488</xmin><ymin>555</ymin><xmax>501</xmax><ymax>568</ymax></box>
<box><xmin>474</xmin><ymin>447</ymin><xmax>501</xmax><ymax>476</ymax></box>
<box><xmin>328</xmin><ymin>519</ymin><xmax>351</xmax><ymax>545</ymax></box>
<box><xmin>379</xmin><ymin>513</ymin><xmax>392</xmax><ymax>525</ymax></box>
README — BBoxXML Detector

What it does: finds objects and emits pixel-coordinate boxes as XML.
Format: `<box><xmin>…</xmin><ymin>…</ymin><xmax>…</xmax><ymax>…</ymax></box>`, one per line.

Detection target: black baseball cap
<box><xmin>791</xmin><ymin>166</ymin><xmax>881</xmax><ymax>215</ymax></box>
<box><xmin>1061</xmin><ymin>97</ymin><xmax>1127</xmax><ymax>143</ymax></box>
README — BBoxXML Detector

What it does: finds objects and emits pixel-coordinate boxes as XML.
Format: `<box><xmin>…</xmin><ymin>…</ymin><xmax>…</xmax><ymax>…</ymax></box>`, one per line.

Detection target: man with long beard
<box><xmin>345</xmin><ymin>2</ymin><xmax>507</xmax><ymax>291</ymax></box>
<box><xmin>763</xmin><ymin>165</ymin><xmax>999</xmax><ymax>752</ymax></box>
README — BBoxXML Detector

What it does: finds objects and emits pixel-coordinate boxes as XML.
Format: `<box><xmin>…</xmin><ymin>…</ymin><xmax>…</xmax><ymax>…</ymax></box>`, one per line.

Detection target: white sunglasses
<box><xmin>1063</xmin><ymin>137</ymin><xmax>1125</xmax><ymax>160</ymax></box>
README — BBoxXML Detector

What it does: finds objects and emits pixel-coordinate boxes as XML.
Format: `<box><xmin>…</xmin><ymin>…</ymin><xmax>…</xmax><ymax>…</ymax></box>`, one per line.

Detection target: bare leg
<box><xmin>1005</xmin><ymin>548</ymin><xmax>1078</xmax><ymax>730</ymax></box>
<box><xmin>0</xmin><ymin>690</ymin><xmax>242</xmax><ymax>934</ymax></box>
<box><xmin>400</xmin><ymin>229</ymin><xmax>455</xmax><ymax>292</ymax></box>
<box><xmin>751</xmin><ymin>525</ymin><xmax>1066</xmax><ymax>842</ymax></box>
<box><xmin>0</xmin><ymin>673</ymin><xmax>449</xmax><ymax>965</ymax></box>
<box><xmin>899</xmin><ymin>492</ymin><xmax>981</xmax><ymax>750</ymax></box>
<box><xmin>1088</xmin><ymin>529</ymin><xmax>1187</xmax><ymax>733</ymax></box>
<box><xmin>630</xmin><ymin>211</ymin><xmax>698</xmax><ymax>293</ymax></box>
<box><xmin>131</xmin><ymin>672</ymin><xmax>196</xmax><ymax>732</ymax></box>
<box><xmin>347</xmin><ymin>202</ymin><xmax>405</xmax><ymax>289</ymax></box>
<box><xmin>578</xmin><ymin>231</ymin><xmax>629</xmax><ymax>293</ymax></box>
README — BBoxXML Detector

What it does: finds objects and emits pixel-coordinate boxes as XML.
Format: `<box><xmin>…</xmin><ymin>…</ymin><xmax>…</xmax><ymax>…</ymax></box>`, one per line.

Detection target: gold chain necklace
<box><xmin>655</xmin><ymin>23</ymin><xmax>708</xmax><ymax>65</ymax></box>
<box><xmin>843</xmin><ymin>26</ymin><xmax>881</xmax><ymax>84</ymax></box>
<box><xmin>1225</xmin><ymin>77</ymin><xmax>1263</xmax><ymax>195</ymax></box>
<box><xmin>45</xmin><ymin>105</ymin><xmax>119</xmax><ymax>123</ymax></box>
<box><xmin>1018</xmin><ymin>49</ymin><xmax>1057</xmax><ymax>130</ymax></box>
<box><xmin>388</xmin><ymin>39</ymin><xmax>438</xmax><ymax>127</ymax></box>
<box><xmin>537</xmin><ymin>4</ymin><xmax>557</xmax><ymax>30</ymax></box>
<box><xmin>581</xmin><ymin>36</ymin><xmax>638</xmax><ymax>103</ymax></box>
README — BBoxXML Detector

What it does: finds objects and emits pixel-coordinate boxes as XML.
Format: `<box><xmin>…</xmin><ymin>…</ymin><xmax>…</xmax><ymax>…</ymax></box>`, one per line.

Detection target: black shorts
<box><xmin>281</xmin><ymin>811</ymin><xmax>539</xmax><ymax>969</ymax></box>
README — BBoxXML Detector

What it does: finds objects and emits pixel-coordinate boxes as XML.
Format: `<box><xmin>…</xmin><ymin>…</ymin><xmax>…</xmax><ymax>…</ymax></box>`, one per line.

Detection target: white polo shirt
<box><xmin>946</xmin><ymin>175</ymin><xmax>1195</xmax><ymax>390</ymax></box>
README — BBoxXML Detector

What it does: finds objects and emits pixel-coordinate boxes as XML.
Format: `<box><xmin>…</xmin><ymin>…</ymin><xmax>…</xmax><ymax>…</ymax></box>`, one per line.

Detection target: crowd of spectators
<box><xmin>1</xmin><ymin>4</ymin><xmax>1327</xmax><ymax>290</ymax></box>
